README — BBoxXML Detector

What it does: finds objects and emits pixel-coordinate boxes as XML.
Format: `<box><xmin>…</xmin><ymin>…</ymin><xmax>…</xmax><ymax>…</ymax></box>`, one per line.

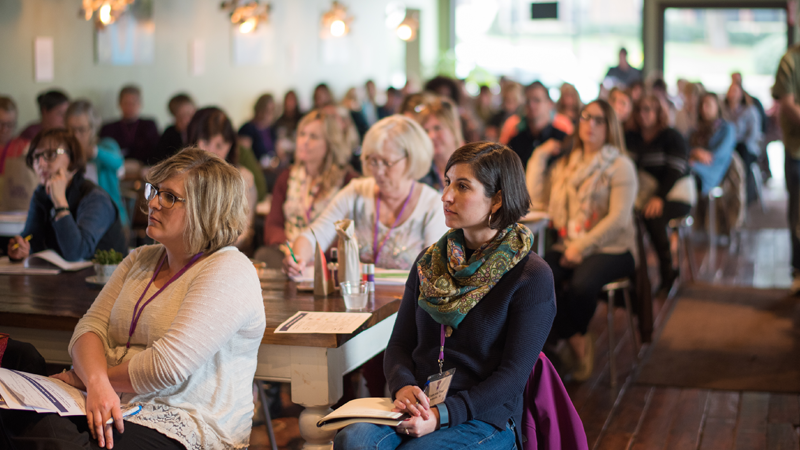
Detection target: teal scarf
<box><xmin>417</xmin><ymin>224</ymin><xmax>533</xmax><ymax>329</ymax></box>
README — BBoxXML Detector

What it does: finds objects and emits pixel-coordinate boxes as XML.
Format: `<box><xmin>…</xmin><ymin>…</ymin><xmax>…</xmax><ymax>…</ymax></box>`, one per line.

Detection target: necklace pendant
<box><xmin>445</xmin><ymin>326</ymin><xmax>453</xmax><ymax>338</ymax></box>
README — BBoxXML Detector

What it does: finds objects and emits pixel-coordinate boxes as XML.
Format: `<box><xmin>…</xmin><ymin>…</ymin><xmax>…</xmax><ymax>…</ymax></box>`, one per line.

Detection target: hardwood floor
<box><xmin>250</xmin><ymin>183</ymin><xmax>800</xmax><ymax>450</ymax></box>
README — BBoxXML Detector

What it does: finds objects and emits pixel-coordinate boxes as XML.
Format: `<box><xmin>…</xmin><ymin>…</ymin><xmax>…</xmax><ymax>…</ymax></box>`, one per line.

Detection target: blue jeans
<box><xmin>333</xmin><ymin>420</ymin><xmax>516</xmax><ymax>450</ymax></box>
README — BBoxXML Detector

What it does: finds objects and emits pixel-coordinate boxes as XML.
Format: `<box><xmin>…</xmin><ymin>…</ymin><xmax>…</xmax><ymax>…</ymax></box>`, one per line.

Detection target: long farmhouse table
<box><xmin>0</xmin><ymin>268</ymin><xmax>403</xmax><ymax>449</ymax></box>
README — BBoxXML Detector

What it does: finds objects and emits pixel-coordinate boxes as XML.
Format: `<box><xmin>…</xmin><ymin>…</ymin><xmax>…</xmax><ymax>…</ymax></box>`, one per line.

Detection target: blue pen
<box><xmin>106</xmin><ymin>405</ymin><xmax>142</xmax><ymax>425</ymax></box>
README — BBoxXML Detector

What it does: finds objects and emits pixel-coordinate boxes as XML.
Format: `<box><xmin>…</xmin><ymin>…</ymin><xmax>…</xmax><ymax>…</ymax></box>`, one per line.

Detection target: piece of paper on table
<box><xmin>28</xmin><ymin>250</ymin><xmax>92</xmax><ymax>271</ymax></box>
<box><xmin>291</xmin><ymin>267</ymin><xmax>409</xmax><ymax>286</ymax></box>
<box><xmin>275</xmin><ymin>311</ymin><xmax>372</xmax><ymax>334</ymax></box>
<box><xmin>0</xmin><ymin>257</ymin><xmax>60</xmax><ymax>275</ymax></box>
<box><xmin>0</xmin><ymin>368</ymin><xmax>86</xmax><ymax>416</ymax></box>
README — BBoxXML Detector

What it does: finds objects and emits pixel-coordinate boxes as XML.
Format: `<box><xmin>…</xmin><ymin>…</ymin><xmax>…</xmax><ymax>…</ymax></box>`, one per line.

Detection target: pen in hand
<box><xmin>285</xmin><ymin>240</ymin><xmax>298</xmax><ymax>264</ymax></box>
<box><xmin>106</xmin><ymin>405</ymin><xmax>142</xmax><ymax>425</ymax></box>
<box><xmin>11</xmin><ymin>234</ymin><xmax>32</xmax><ymax>250</ymax></box>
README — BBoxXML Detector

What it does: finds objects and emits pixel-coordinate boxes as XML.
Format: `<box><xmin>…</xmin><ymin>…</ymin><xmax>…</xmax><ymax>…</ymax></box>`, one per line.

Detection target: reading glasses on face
<box><xmin>31</xmin><ymin>148</ymin><xmax>66</xmax><ymax>164</ymax></box>
<box><xmin>579</xmin><ymin>112</ymin><xmax>606</xmax><ymax>126</ymax></box>
<box><xmin>144</xmin><ymin>182</ymin><xmax>186</xmax><ymax>209</ymax></box>
<box><xmin>366</xmin><ymin>155</ymin><xmax>406</xmax><ymax>170</ymax></box>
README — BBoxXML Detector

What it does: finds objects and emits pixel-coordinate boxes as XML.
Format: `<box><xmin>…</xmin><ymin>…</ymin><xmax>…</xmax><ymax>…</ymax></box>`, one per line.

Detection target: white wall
<box><xmin>0</xmin><ymin>0</ymin><xmax>439</xmax><ymax>130</ymax></box>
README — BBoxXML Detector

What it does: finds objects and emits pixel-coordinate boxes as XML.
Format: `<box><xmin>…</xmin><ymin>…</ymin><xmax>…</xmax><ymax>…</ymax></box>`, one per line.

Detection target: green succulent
<box><xmin>92</xmin><ymin>249</ymin><xmax>124</xmax><ymax>265</ymax></box>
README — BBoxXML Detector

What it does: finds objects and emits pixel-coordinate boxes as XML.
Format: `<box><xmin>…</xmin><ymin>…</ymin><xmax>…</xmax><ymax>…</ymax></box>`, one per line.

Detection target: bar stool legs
<box><xmin>255</xmin><ymin>380</ymin><xmax>279</xmax><ymax>450</ymax></box>
<box><xmin>602</xmin><ymin>278</ymin><xmax>639</xmax><ymax>388</ymax></box>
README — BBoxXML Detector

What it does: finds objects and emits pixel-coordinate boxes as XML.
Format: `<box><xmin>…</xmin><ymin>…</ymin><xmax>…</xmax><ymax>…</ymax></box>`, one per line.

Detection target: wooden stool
<box><xmin>254</xmin><ymin>380</ymin><xmax>279</xmax><ymax>450</ymax></box>
<box><xmin>601</xmin><ymin>278</ymin><xmax>639</xmax><ymax>388</ymax></box>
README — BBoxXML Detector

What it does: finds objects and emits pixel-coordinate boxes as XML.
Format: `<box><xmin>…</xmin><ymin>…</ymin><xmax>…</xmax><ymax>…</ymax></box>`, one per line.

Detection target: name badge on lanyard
<box><xmin>424</xmin><ymin>368</ymin><xmax>455</xmax><ymax>406</ymax></box>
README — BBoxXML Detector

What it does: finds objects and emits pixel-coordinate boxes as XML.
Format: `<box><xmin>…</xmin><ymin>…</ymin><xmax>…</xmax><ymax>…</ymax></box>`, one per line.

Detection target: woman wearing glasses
<box><xmin>259</xmin><ymin>109</ymin><xmax>357</xmax><ymax>266</ymax></box>
<box><xmin>526</xmin><ymin>99</ymin><xmax>638</xmax><ymax>381</ymax></box>
<box><xmin>283</xmin><ymin>115</ymin><xmax>447</xmax><ymax>273</ymax></box>
<box><xmin>1</xmin><ymin>148</ymin><xmax>266</xmax><ymax>449</ymax></box>
<box><xmin>7</xmin><ymin>128</ymin><xmax>126</xmax><ymax>261</ymax></box>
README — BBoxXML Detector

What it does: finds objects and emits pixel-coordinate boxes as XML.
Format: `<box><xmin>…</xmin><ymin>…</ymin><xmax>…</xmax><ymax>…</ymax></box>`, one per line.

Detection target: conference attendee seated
<box><xmin>556</xmin><ymin>82</ymin><xmax>583</xmax><ymax>125</ymax></box>
<box><xmin>238</xmin><ymin>93</ymin><xmax>278</xmax><ymax>163</ymax></box>
<box><xmin>723</xmin><ymin>81</ymin><xmax>763</xmax><ymax>201</ymax></box>
<box><xmin>275</xmin><ymin>89</ymin><xmax>303</xmax><ymax>141</ymax></box>
<box><xmin>485</xmin><ymin>81</ymin><xmax>522</xmax><ymax>142</ymax></box>
<box><xmin>66</xmin><ymin>99</ymin><xmax>128</xmax><ymax>226</ymax></box>
<box><xmin>378</xmin><ymin>87</ymin><xmax>404</xmax><ymax>119</ymax></box>
<box><xmin>0</xmin><ymin>96</ymin><xmax>38</xmax><ymax>212</ymax></box>
<box><xmin>259</xmin><ymin>109</ymin><xmax>358</xmax><ymax>266</ymax></box>
<box><xmin>608</xmin><ymin>87</ymin><xmax>635</xmax><ymax>132</ymax></box>
<box><xmin>334</xmin><ymin>142</ymin><xmax>556</xmax><ymax>450</ymax></box>
<box><xmin>18</xmin><ymin>89</ymin><xmax>70</xmax><ymax>140</ymax></box>
<box><xmin>500</xmin><ymin>81</ymin><xmax>571</xmax><ymax>167</ymax></box>
<box><xmin>283</xmin><ymin>115</ymin><xmax>448</xmax><ymax>273</ymax></box>
<box><xmin>0</xmin><ymin>148</ymin><xmax>266</xmax><ymax>450</ymax></box>
<box><xmin>527</xmin><ymin>100</ymin><xmax>637</xmax><ymax>381</ymax></box>
<box><xmin>99</xmin><ymin>84</ymin><xmax>160</xmax><ymax>164</ymax></box>
<box><xmin>7</xmin><ymin>128</ymin><xmax>126</xmax><ymax>262</ymax></box>
<box><xmin>627</xmin><ymin>95</ymin><xmax>693</xmax><ymax>294</ymax></box>
<box><xmin>153</xmin><ymin>93</ymin><xmax>196</xmax><ymax>163</ymax></box>
<box><xmin>413</xmin><ymin>96</ymin><xmax>464</xmax><ymax>192</ymax></box>
<box><xmin>689</xmin><ymin>93</ymin><xmax>736</xmax><ymax>196</ymax></box>
<box><xmin>187</xmin><ymin>107</ymin><xmax>262</xmax><ymax>251</ymax></box>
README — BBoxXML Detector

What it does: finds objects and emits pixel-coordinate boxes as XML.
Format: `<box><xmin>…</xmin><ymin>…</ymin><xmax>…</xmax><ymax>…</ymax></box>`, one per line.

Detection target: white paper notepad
<box><xmin>275</xmin><ymin>312</ymin><xmax>372</xmax><ymax>334</ymax></box>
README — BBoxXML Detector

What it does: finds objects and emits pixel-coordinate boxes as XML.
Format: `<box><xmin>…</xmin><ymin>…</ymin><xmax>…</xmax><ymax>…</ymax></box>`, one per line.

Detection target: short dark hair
<box><xmin>119</xmin><ymin>84</ymin><xmax>142</xmax><ymax>102</ymax></box>
<box><xmin>525</xmin><ymin>81</ymin><xmax>552</xmax><ymax>102</ymax></box>
<box><xmin>445</xmin><ymin>141</ymin><xmax>530</xmax><ymax>230</ymax></box>
<box><xmin>187</xmin><ymin>107</ymin><xmax>238</xmax><ymax>165</ymax></box>
<box><xmin>167</xmin><ymin>93</ymin><xmax>194</xmax><ymax>116</ymax></box>
<box><xmin>36</xmin><ymin>90</ymin><xmax>69</xmax><ymax>113</ymax></box>
<box><xmin>254</xmin><ymin>93</ymin><xmax>274</xmax><ymax>116</ymax></box>
<box><xmin>424</xmin><ymin>76</ymin><xmax>461</xmax><ymax>105</ymax></box>
<box><xmin>27</xmin><ymin>128</ymin><xmax>85</xmax><ymax>174</ymax></box>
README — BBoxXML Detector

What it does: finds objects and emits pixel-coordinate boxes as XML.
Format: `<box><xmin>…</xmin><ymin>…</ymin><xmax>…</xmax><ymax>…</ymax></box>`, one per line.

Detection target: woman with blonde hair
<box><xmin>413</xmin><ymin>96</ymin><xmax>464</xmax><ymax>191</ymax></box>
<box><xmin>260</xmin><ymin>109</ymin><xmax>358</xmax><ymax>263</ymax></box>
<box><xmin>1</xmin><ymin>148</ymin><xmax>266</xmax><ymax>449</ymax></box>
<box><xmin>527</xmin><ymin>99</ymin><xmax>638</xmax><ymax>381</ymax></box>
<box><xmin>283</xmin><ymin>115</ymin><xmax>447</xmax><ymax>272</ymax></box>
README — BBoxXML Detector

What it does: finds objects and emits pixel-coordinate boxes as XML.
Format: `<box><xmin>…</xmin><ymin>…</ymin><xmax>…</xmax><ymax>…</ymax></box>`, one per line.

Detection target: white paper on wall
<box><xmin>190</xmin><ymin>39</ymin><xmax>205</xmax><ymax>76</ymax></box>
<box><xmin>34</xmin><ymin>37</ymin><xmax>54</xmax><ymax>82</ymax></box>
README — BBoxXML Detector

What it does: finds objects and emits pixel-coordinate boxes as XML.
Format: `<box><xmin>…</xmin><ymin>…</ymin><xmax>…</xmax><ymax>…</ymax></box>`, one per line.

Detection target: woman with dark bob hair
<box><xmin>334</xmin><ymin>142</ymin><xmax>556</xmax><ymax>450</ymax></box>
<box><xmin>0</xmin><ymin>148</ymin><xmax>266</xmax><ymax>449</ymax></box>
<box><xmin>7</xmin><ymin>128</ymin><xmax>126</xmax><ymax>261</ymax></box>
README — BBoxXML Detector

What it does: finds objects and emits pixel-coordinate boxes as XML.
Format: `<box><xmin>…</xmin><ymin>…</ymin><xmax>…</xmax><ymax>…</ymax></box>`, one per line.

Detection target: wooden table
<box><xmin>0</xmin><ymin>268</ymin><xmax>403</xmax><ymax>450</ymax></box>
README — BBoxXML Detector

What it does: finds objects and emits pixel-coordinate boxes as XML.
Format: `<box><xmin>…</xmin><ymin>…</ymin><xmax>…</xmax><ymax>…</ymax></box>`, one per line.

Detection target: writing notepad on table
<box><xmin>290</xmin><ymin>268</ymin><xmax>410</xmax><ymax>286</ymax></box>
<box><xmin>316</xmin><ymin>398</ymin><xmax>407</xmax><ymax>431</ymax></box>
<box><xmin>28</xmin><ymin>250</ymin><xmax>93</xmax><ymax>272</ymax></box>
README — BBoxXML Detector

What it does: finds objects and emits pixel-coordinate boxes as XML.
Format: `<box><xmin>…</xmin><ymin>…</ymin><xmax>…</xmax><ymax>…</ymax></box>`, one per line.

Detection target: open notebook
<box><xmin>316</xmin><ymin>398</ymin><xmax>407</xmax><ymax>431</ymax></box>
<box><xmin>0</xmin><ymin>250</ymin><xmax>92</xmax><ymax>275</ymax></box>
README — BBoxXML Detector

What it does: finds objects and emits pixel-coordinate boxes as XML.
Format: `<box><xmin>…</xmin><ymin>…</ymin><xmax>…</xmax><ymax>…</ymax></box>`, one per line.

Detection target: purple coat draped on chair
<box><xmin>522</xmin><ymin>352</ymin><xmax>589</xmax><ymax>450</ymax></box>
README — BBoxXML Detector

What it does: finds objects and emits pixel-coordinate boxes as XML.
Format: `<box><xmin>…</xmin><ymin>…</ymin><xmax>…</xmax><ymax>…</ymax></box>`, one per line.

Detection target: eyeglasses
<box><xmin>31</xmin><ymin>148</ymin><xmax>66</xmax><ymax>164</ymax></box>
<box><xmin>0</xmin><ymin>121</ymin><xmax>16</xmax><ymax>130</ymax></box>
<box><xmin>579</xmin><ymin>112</ymin><xmax>606</xmax><ymax>126</ymax></box>
<box><xmin>144</xmin><ymin>182</ymin><xmax>186</xmax><ymax>209</ymax></box>
<box><xmin>366</xmin><ymin>155</ymin><xmax>406</xmax><ymax>170</ymax></box>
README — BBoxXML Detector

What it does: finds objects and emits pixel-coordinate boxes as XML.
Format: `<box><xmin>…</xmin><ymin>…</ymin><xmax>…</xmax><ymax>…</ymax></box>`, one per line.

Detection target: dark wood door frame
<box><xmin>654</xmin><ymin>1</ymin><xmax>793</xmax><ymax>73</ymax></box>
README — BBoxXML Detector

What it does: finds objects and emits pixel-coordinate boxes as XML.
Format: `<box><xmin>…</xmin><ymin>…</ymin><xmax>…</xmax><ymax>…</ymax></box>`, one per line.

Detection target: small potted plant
<box><xmin>92</xmin><ymin>249</ymin><xmax>123</xmax><ymax>283</ymax></box>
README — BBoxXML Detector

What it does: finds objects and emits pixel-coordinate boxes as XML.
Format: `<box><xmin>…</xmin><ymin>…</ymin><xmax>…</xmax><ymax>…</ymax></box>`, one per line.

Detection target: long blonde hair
<box><xmin>295</xmin><ymin>109</ymin><xmax>352</xmax><ymax>193</ymax></box>
<box><xmin>146</xmin><ymin>147</ymin><xmax>248</xmax><ymax>255</ymax></box>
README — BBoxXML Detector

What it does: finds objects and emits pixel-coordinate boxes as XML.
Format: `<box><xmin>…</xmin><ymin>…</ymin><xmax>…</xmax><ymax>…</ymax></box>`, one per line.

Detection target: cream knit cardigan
<box><xmin>69</xmin><ymin>245</ymin><xmax>266</xmax><ymax>449</ymax></box>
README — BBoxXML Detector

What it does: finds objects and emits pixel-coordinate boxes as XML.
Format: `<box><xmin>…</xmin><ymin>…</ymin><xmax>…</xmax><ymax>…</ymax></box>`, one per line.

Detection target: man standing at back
<box><xmin>773</xmin><ymin>43</ymin><xmax>800</xmax><ymax>293</ymax></box>
<box><xmin>99</xmin><ymin>84</ymin><xmax>159</xmax><ymax>164</ymax></box>
<box><xmin>605</xmin><ymin>47</ymin><xmax>642</xmax><ymax>89</ymax></box>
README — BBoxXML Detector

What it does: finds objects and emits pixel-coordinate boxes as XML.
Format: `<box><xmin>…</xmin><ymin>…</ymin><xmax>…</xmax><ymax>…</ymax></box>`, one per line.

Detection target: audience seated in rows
<box><xmin>626</xmin><ymin>94</ymin><xmax>694</xmax><ymax>294</ymax></box>
<box><xmin>689</xmin><ymin>93</ymin><xmax>736</xmax><ymax>195</ymax></box>
<box><xmin>527</xmin><ymin>100</ymin><xmax>638</xmax><ymax>382</ymax></box>
<box><xmin>154</xmin><ymin>93</ymin><xmax>196</xmax><ymax>164</ymax></box>
<box><xmin>283</xmin><ymin>115</ymin><xmax>447</xmax><ymax>273</ymax></box>
<box><xmin>99</xmin><ymin>85</ymin><xmax>159</xmax><ymax>165</ymax></box>
<box><xmin>259</xmin><ymin>109</ymin><xmax>358</xmax><ymax>265</ymax></box>
<box><xmin>8</xmin><ymin>128</ymin><xmax>126</xmax><ymax>261</ymax></box>
<box><xmin>65</xmin><ymin>100</ymin><xmax>128</xmax><ymax>226</ymax></box>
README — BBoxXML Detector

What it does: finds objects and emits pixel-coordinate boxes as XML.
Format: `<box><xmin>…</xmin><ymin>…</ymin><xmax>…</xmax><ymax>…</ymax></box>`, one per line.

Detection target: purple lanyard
<box><xmin>438</xmin><ymin>324</ymin><xmax>446</xmax><ymax>374</ymax></box>
<box><xmin>125</xmin><ymin>251</ymin><xmax>203</xmax><ymax>349</ymax></box>
<box><xmin>372</xmin><ymin>182</ymin><xmax>414</xmax><ymax>265</ymax></box>
<box><xmin>304</xmin><ymin>181</ymin><xmax>322</xmax><ymax>223</ymax></box>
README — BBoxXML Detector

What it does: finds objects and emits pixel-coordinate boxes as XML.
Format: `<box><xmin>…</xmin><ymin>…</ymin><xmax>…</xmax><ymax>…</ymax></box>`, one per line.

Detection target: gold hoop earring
<box><xmin>488</xmin><ymin>213</ymin><xmax>492</xmax><ymax>226</ymax></box>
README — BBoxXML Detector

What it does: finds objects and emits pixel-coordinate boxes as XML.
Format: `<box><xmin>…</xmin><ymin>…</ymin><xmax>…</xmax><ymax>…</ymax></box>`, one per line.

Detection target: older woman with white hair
<box><xmin>65</xmin><ymin>99</ymin><xmax>128</xmax><ymax>225</ymax></box>
<box><xmin>283</xmin><ymin>115</ymin><xmax>447</xmax><ymax>272</ymax></box>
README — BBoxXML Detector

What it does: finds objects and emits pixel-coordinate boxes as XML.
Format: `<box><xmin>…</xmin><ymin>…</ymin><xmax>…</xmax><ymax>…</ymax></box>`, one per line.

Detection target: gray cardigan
<box><xmin>526</xmin><ymin>146</ymin><xmax>638</xmax><ymax>259</ymax></box>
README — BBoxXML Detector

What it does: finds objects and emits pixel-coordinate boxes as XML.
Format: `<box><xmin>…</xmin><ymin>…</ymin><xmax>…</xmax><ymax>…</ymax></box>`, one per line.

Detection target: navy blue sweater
<box><xmin>384</xmin><ymin>250</ymin><xmax>556</xmax><ymax>431</ymax></box>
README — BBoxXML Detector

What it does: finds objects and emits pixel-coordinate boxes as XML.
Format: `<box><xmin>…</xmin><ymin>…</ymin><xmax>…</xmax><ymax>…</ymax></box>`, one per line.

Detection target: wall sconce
<box><xmin>321</xmin><ymin>1</ymin><xmax>353</xmax><ymax>39</ymax></box>
<box><xmin>221</xmin><ymin>0</ymin><xmax>271</xmax><ymax>34</ymax></box>
<box><xmin>396</xmin><ymin>12</ymin><xmax>418</xmax><ymax>41</ymax></box>
<box><xmin>79</xmin><ymin>0</ymin><xmax>134</xmax><ymax>29</ymax></box>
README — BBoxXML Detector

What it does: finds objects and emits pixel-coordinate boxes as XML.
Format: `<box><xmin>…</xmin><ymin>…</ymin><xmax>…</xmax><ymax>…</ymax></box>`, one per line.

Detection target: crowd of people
<box><xmin>0</xmin><ymin>43</ymin><xmax>789</xmax><ymax>449</ymax></box>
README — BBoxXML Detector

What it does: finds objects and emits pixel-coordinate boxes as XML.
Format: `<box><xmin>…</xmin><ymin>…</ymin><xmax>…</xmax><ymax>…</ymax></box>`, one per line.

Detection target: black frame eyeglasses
<box><xmin>144</xmin><ymin>182</ymin><xmax>186</xmax><ymax>209</ymax></box>
<box><xmin>366</xmin><ymin>155</ymin><xmax>407</xmax><ymax>171</ymax></box>
<box><xmin>31</xmin><ymin>148</ymin><xmax>66</xmax><ymax>164</ymax></box>
<box><xmin>579</xmin><ymin>112</ymin><xmax>606</xmax><ymax>126</ymax></box>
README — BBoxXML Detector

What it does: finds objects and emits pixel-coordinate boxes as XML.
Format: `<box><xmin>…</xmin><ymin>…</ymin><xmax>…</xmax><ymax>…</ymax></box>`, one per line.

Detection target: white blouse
<box><xmin>300</xmin><ymin>177</ymin><xmax>448</xmax><ymax>270</ymax></box>
<box><xmin>68</xmin><ymin>245</ymin><xmax>266</xmax><ymax>450</ymax></box>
